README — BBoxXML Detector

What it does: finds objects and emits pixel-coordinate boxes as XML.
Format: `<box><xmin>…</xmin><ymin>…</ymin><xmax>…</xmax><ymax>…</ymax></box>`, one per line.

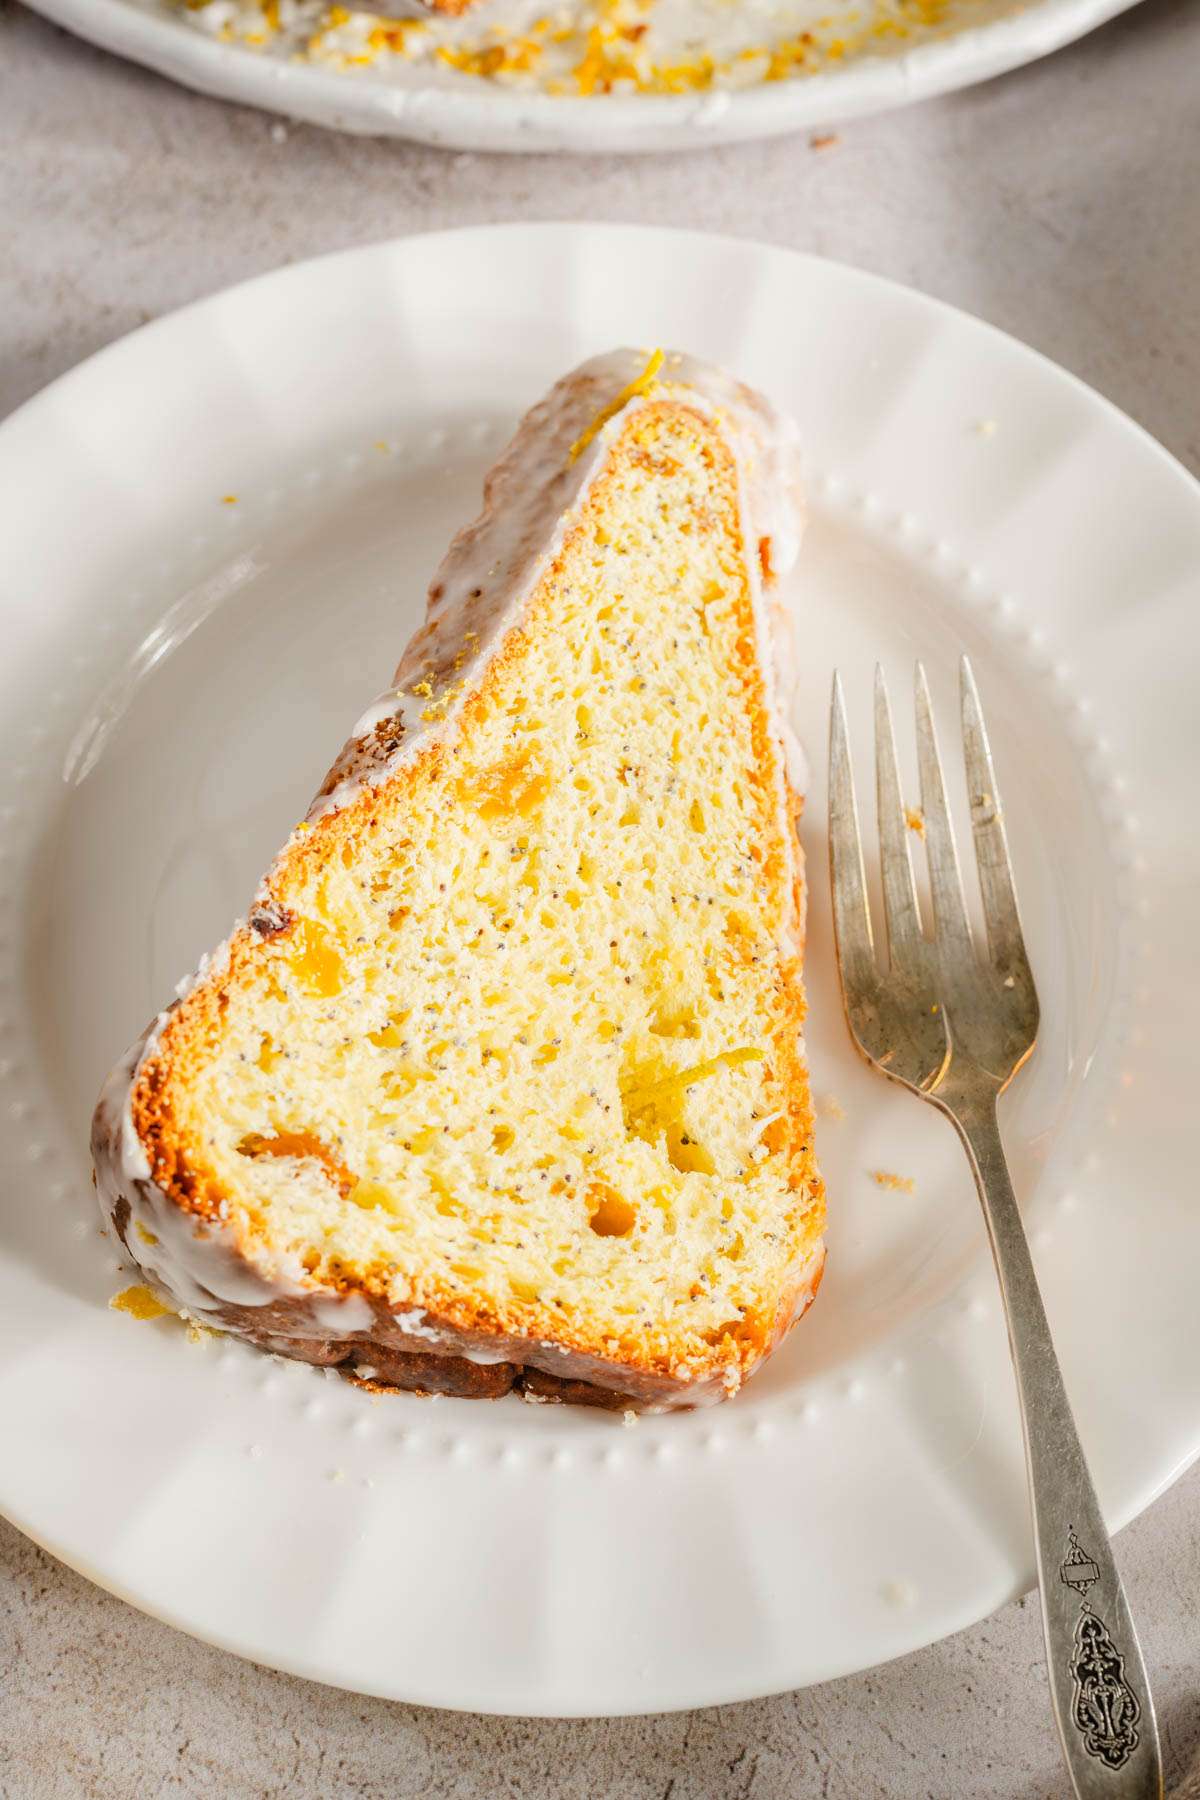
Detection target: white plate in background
<box><xmin>21</xmin><ymin>0</ymin><xmax>1140</xmax><ymax>153</ymax></box>
<box><xmin>0</xmin><ymin>223</ymin><xmax>1197</xmax><ymax>1714</ymax></box>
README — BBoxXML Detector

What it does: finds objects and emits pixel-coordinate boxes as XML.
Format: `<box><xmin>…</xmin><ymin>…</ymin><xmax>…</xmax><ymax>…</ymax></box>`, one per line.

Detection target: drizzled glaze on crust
<box><xmin>314</xmin><ymin>350</ymin><xmax>805</xmax><ymax>824</ymax></box>
<box><xmin>91</xmin><ymin>349</ymin><xmax>820</xmax><ymax>1411</ymax></box>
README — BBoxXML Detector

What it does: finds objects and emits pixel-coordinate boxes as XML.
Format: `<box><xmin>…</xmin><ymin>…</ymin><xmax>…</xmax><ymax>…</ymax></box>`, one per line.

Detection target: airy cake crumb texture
<box><xmin>133</xmin><ymin>398</ymin><xmax>824</xmax><ymax>1391</ymax></box>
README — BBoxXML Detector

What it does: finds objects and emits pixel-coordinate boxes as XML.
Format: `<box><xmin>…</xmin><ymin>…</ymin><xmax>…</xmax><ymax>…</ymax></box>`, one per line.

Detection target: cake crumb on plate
<box><xmin>871</xmin><ymin>1170</ymin><xmax>915</xmax><ymax>1195</ymax></box>
<box><xmin>110</xmin><ymin>1284</ymin><xmax>172</xmax><ymax>1321</ymax></box>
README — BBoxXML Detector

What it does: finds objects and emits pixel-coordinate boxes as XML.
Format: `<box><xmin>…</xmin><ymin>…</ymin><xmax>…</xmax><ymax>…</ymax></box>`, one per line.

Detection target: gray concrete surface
<box><xmin>1</xmin><ymin>0</ymin><xmax>1198</xmax><ymax>1792</ymax></box>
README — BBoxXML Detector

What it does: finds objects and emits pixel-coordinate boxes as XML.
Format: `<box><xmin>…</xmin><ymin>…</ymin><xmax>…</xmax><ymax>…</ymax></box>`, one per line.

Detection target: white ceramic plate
<box><xmin>21</xmin><ymin>0</ymin><xmax>1140</xmax><ymax>153</ymax></box>
<box><xmin>1</xmin><ymin>224</ymin><xmax>1197</xmax><ymax>1716</ymax></box>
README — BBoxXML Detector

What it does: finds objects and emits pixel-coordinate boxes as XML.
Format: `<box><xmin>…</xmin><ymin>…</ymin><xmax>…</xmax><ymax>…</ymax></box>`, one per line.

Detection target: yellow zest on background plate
<box><xmin>177</xmin><ymin>0</ymin><xmax>1020</xmax><ymax>99</ymax></box>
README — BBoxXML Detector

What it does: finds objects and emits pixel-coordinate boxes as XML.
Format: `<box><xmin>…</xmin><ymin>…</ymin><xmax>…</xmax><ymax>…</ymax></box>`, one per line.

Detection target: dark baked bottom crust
<box><xmin>103</xmin><ymin>1190</ymin><xmax>712</xmax><ymax>1412</ymax></box>
<box><xmin>108</xmin><ymin>1197</ymin><xmax>634</xmax><ymax>1406</ymax></box>
<box><xmin>237</xmin><ymin>1328</ymin><xmax>640</xmax><ymax>1408</ymax></box>
<box><xmin>101</xmin><ymin>1103</ymin><xmax>822</xmax><ymax>1414</ymax></box>
<box><xmin>249</xmin><ymin>1329</ymin><xmax>521</xmax><ymax>1400</ymax></box>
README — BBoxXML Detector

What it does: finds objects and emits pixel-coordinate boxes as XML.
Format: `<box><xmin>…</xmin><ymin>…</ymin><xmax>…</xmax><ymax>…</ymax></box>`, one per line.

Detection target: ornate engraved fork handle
<box><xmin>953</xmin><ymin>1096</ymin><xmax>1163</xmax><ymax>1800</ymax></box>
<box><xmin>831</xmin><ymin>663</ymin><xmax>1163</xmax><ymax>1795</ymax></box>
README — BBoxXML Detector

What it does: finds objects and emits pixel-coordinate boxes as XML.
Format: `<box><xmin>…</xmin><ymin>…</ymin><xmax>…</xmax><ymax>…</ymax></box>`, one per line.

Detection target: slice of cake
<box><xmin>92</xmin><ymin>348</ymin><xmax>825</xmax><ymax>1410</ymax></box>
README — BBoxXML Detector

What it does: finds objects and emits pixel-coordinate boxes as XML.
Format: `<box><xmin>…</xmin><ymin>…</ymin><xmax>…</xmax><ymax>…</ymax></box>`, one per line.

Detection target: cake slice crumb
<box><xmin>92</xmin><ymin>350</ymin><xmax>826</xmax><ymax>1415</ymax></box>
<box><xmin>871</xmin><ymin>1169</ymin><xmax>915</xmax><ymax>1195</ymax></box>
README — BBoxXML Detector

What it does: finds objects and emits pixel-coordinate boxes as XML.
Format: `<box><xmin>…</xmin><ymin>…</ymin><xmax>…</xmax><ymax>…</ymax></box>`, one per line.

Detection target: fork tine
<box><xmin>960</xmin><ymin>657</ymin><xmax>1032</xmax><ymax>978</ymax></box>
<box><xmin>914</xmin><ymin>663</ymin><xmax>974</xmax><ymax>958</ymax></box>
<box><xmin>874</xmin><ymin>666</ymin><xmax>925</xmax><ymax>974</ymax></box>
<box><xmin>828</xmin><ymin>672</ymin><xmax>876</xmax><ymax>992</ymax></box>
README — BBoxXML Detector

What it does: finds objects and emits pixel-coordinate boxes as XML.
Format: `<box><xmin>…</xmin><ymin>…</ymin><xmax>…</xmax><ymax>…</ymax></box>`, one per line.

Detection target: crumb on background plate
<box><xmin>175</xmin><ymin>0</ymin><xmax>1022</xmax><ymax>102</ymax></box>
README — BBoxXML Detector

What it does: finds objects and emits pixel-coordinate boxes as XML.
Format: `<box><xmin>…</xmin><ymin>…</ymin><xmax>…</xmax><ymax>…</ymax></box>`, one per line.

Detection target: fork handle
<box><xmin>955</xmin><ymin>1101</ymin><xmax>1162</xmax><ymax>1800</ymax></box>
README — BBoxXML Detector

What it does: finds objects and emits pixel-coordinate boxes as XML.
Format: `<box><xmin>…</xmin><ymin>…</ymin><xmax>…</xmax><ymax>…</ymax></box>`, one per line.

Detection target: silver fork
<box><xmin>829</xmin><ymin>657</ymin><xmax>1162</xmax><ymax>1800</ymax></box>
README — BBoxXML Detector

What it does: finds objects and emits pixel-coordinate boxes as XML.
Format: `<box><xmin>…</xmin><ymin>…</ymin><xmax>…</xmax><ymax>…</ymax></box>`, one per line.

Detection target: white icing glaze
<box><xmin>393</xmin><ymin>1307</ymin><xmax>444</xmax><ymax>1343</ymax></box>
<box><xmin>311</xmin><ymin>1291</ymin><xmax>375</xmax><ymax>1334</ymax></box>
<box><xmin>94</xmin><ymin>348</ymin><xmax>811</xmax><ymax>1404</ymax></box>
<box><xmin>393</xmin><ymin>1302</ymin><xmax>517</xmax><ymax>1364</ymax></box>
